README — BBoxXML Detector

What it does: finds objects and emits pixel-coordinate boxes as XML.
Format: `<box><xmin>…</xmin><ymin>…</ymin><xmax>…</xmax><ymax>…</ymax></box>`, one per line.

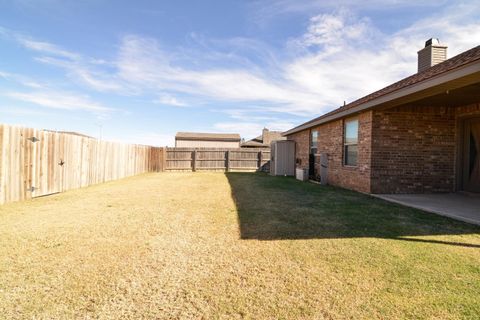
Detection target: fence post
<box><xmin>192</xmin><ymin>150</ymin><xmax>197</xmax><ymax>172</ymax></box>
<box><xmin>259</xmin><ymin>151</ymin><xmax>263</xmax><ymax>171</ymax></box>
<box><xmin>226</xmin><ymin>150</ymin><xmax>230</xmax><ymax>172</ymax></box>
<box><xmin>162</xmin><ymin>147</ymin><xmax>167</xmax><ymax>172</ymax></box>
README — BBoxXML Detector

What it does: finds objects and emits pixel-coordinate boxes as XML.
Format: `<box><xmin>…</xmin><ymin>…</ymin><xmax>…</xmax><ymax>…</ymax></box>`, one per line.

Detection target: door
<box><xmin>463</xmin><ymin>118</ymin><xmax>480</xmax><ymax>192</ymax></box>
<box><xmin>31</xmin><ymin>130</ymin><xmax>64</xmax><ymax>197</ymax></box>
<box><xmin>309</xmin><ymin>130</ymin><xmax>318</xmax><ymax>178</ymax></box>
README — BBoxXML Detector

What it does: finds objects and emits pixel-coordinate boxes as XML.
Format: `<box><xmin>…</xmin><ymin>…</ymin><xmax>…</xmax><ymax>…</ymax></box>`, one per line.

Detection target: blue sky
<box><xmin>1</xmin><ymin>0</ymin><xmax>479</xmax><ymax>146</ymax></box>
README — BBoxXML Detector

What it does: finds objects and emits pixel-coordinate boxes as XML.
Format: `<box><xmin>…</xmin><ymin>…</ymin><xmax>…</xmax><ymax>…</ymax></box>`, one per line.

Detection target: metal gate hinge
<box><xmin>27</xmin><ymin>137</ymin><xmax>40</xmax><ymax>143</ymax></box>
<box><xmin>28</xmin><ymin>186</ymin><xmax>36</xmax><ymax>192</ymax></box>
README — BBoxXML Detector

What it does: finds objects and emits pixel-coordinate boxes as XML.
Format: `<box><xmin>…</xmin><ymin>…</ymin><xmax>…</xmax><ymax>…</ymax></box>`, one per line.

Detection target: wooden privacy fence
<box><xmin>166</xmin><ymin>148</ymin><xmax>270</xmax><ymax>172</ymax></box>
<box><xmin>0</xmin><ymin>124</ymin><xmax>164</xmax><ymax>205</ymax></box>
<box><xmin>0</xmin><ymin>124</ymin><xmax>272</xmax><ymax>205</ymax></box>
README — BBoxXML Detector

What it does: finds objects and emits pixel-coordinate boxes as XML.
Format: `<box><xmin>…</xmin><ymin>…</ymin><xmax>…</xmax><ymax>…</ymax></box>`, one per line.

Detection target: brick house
<box><xmin>283</xmin><ymin>39</ymin><xmax>480</xmax><ymax>194</ymax></box>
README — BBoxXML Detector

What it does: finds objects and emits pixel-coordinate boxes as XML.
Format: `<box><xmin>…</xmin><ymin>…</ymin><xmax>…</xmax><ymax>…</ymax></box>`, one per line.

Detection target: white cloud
<box><xmin>0</xmin><ymin>71</ymin><xmax>45</xmax><ymax>89</ymax></box>
<box><xmin>392</xmin><ymin>3</ymin><xmax>480</xmax><ymax>56</ymax></box>
<box><xmin>100</xmin><ymin>3</ymin><xmax>480</xmax><ymax>118</ymax></box>
<box><xmin>113</xmin><ymin>132</ymin><xmax>175</xmax><ymax>147</ymax></box>
<box><xmin>113</xmin><ymin>34</ymin><xmax>325</xmax><ymax>114</ymax></box>
<box><xmin>249</xmin><ymin>0</ymin><xmax>446</xmax><ymax>24</ymax></box>
<box><xmin>0</xmin><ymin>69</ymin><xmax>116</xmax><ymax>118</ymax></box>
<box><xmin>301</xmin><ymin>10</ymin><xmax>374</xmax><ymax>48</ymax></box>
<box><xmin>4</xmin><ymin>0</ymin><xmax>480</xmax><ymax>132</ymax></box>
<box><xmin>213</xmin><ymin>108</ymin><xmax>279</xmax><ymax>122</ymax></box>
<box><xmin>153</xmin><ymin>94</ymin><xmax>188</xmax><ymax>107</ymax></box>
<box><xmin>0</xmin><ymin>106</ymin><xmax>48</xmax><ymax>117</ymax></box>
<box><xmin>34</xmin><ymin>55</ymin><xmax>131</xmax><ymax>94</ymax></box>
<box><xmin>17</xmin><ymin>37</ymin><xmax>80</xmax><ymax>60</ymax></box>
<box><xmin>5</xmin><ymin>90</ymin><xmax>113</xmax><ymax>113</ymax></box>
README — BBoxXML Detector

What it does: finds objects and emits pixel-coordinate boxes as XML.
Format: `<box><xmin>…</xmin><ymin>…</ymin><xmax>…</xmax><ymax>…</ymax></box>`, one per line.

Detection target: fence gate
<box><xmin>29</xmin><ymin>130</ymin><xmax>64</xmax><ymax>198</ymax></box>
<box><xmin>0</xmin><ymin>124</ymin><xmax>165</xmax><ymax>205</ymax></box>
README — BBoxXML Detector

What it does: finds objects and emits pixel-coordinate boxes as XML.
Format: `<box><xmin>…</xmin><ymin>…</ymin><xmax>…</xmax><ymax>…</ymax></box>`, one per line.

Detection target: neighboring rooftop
<box><xmin>43</xmin><ymin>130</ymin><xmax>94</xmax><ymax>139</ymax></box>
<box><xmin>241</xmin><ymin>128</ymin><xmax>285</xmax><ymax>147</ymax></box>
<box><xmin>175</xmin><ymin>132</ymin><xmax>241</xmax><ymax>141</ymax></box>
<box><xmin>284</xmin><ymin>44</ymin><xmax>480</xmax><ymax>136</ymax></box>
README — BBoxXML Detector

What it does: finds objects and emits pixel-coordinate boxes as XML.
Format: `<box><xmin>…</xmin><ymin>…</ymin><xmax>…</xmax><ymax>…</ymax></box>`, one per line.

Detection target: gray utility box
<box><xmin>295</xmin><ymin>167</ymin><xmax>308</xmax><ymax>181</ymax></box>
<box><xmin>320</xmin><ymin>153</ymin><xmax>328</xmax><ymax>185</ymax></box>
<box><xmin>270</xmin><ymin>140</ymin><xmax>295</xmax><ymax>176</ymax></box>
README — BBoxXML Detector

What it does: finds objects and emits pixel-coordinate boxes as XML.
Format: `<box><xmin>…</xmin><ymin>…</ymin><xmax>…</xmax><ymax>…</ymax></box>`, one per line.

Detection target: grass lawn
<box><xmin>1</xmin><ymin>172</ymin><xmax>479</xmax><ymax>319</ymax></box>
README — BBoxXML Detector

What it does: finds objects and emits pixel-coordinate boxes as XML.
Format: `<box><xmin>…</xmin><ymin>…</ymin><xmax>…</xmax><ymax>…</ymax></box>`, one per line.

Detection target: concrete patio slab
<box><xmin>373</xmin><ymin>193</ymin><xmax>480</xmax><ymax>226</ymax></box>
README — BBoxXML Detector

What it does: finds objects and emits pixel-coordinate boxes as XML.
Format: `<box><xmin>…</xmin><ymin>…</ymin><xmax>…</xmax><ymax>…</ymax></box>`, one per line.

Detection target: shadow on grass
<box><xmin>226</xmin><ymin>173</ymin><xmax>480</xmax><ymax>248</ymax></box>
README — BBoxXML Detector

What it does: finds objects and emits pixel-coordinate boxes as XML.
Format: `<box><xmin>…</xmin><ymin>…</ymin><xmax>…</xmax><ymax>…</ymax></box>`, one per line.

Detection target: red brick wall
<box><xmin>314</xmin><ymin>112</ymin><xmax>372</xmax><ymax>193</ymax></box>
<box><xmin>370</xmin><ymin>105</ymin><xmax>456</xmax><ymax>193</ymax></box>
<box><xmin>287</xmin><ymin>111</ymin><xmax>373</xmax><ymax>193</ymax></box>
<box><xmin>287</xmin><ymin>130</ymin><xmax>309</xmax><ymax>169</ymax></box>
<box><xmin>287</xmin><ymin>102</ymin><xmax>480</xmax><ymax>195</ymax></box>
<box><xmin>456</xmin><ymin>102</ymin><xmax>480</xmax><ymax>118</ymax></box>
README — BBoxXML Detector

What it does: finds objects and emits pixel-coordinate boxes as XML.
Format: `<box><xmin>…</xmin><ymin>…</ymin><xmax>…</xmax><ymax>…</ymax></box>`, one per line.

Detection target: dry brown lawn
<box><xmin>0</xmin><ymin>172</ymin><xmax>479</xmax><ymax>319</ymax></box>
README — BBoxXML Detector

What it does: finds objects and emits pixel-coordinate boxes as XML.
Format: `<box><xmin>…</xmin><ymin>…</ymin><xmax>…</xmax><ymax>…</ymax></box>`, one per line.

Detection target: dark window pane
<box><xmin>345</xmin><ymin>145</ymin><xmax>358</xmax><ymax>166</ymax></box>
<box><xmin>470</xmin><ymin>133</ymin><xmax>477</xmax><ymax>178</ymax></box>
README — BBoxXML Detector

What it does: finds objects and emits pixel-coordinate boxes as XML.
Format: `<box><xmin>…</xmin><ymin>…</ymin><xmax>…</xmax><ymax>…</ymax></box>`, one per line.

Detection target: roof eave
<box><xmin>283</xmin><ymin>59</ymin><xmax>480</xmax><ymax>136</ymax></box>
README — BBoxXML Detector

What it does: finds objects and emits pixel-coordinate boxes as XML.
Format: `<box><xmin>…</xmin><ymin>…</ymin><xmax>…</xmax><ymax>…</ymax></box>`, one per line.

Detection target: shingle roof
<box><xmin>284</xmin><ymin>45</ymin><xmax>480</xmax><ymax>135</ymax></box>
<box><xmin>241</xmin><ymin>130</ymin><xmax>285</xmax><ymax>147</ymax></box>
<box><xmin>241</xmin><ymin>140</ymin><xmax>268</xmax><ymax>147</ymax></box>
<box><xmin>175</xmin><ymin>132</ymin><xmax>241</xmax><ymax>141</ymax></box>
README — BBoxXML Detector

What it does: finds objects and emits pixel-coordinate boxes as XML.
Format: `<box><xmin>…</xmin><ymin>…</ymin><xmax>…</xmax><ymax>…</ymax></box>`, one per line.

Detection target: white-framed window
<box><xmin>344</xmin><ymin>119</ymin><xmax>359</xmax><ymax>166</ymax></box>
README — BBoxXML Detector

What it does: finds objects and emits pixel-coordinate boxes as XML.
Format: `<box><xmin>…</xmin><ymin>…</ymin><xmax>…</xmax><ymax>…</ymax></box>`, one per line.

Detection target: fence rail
<box><xmin>165</xmin><ymin>148</ymin><xmax>270</xmax><ymax>172</ymax></box>
<box><xmin>0</xmin><ymin>124</ymin><xmax>164</xmax><ymax>205</ymax></box>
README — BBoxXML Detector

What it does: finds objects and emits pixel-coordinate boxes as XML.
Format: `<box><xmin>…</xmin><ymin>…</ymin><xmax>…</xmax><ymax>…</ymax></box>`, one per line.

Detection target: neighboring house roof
<box><xmin>175</xmin><ymin>132</ymin><xmax>241</xmax><ymax>142</ymax></box>
<box><xmin>284</xmin><ymin>45</ymin><xmax>480</xmax><ymax>136</ymax></box>
<box><xmin>241</xmin><ymin>130</ymin><xmax>285</xmax><ymax>147</ymax></box>
<box><xmin>241</xmin><ymin>137</ymin><xmax>267</xmax><ymax>147</ymax></box>
<box><xmin>43</xmin><ymin>130</ymin><xmax>94</xmax><ymax>139</ymax></box>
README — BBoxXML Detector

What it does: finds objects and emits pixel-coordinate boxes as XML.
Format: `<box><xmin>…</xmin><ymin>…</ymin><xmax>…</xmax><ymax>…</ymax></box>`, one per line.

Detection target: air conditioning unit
<box><xmin>296</xmin><ymin>167</ymin><xmax>308</xmax><ymax>181</ymax></box>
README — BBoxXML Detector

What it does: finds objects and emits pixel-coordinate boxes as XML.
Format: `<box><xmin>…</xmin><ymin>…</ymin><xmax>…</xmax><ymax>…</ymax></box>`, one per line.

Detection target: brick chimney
<box><xmin>262</xmin><ymin>128</ymin><xmax>270</xmax><ymax>145</ymax></box>
<box><xmin>417</xmin><ymin>38</ymin><xmax>447</xmax><ymax>72</ymax></box>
